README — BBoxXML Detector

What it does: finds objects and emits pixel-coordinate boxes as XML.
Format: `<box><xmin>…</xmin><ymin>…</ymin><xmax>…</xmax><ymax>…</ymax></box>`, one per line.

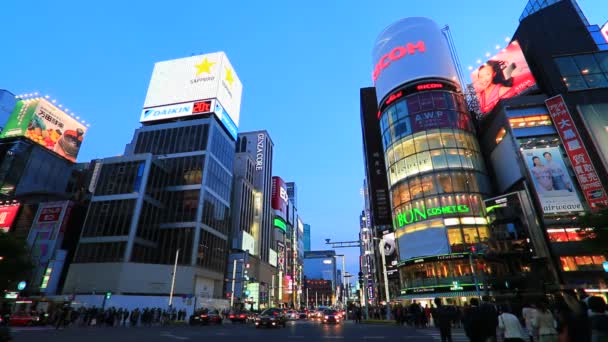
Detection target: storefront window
<box><xmin>447</xmin><ymin>228</ymin><xmax>463</xmax><ymax>246</ymax></box>
<box><xmin>427</xmin><ymin>130</ymin><xmax>442</xmax><ymax>149</ymax></box>
<box><xmin>560</xmin><ymin>255</ymin><xmax>606</xmax><ymax>271</ymax></box>
<box><xmin>414</xmin><ymin>132</ymin><xmax>429</xmax><ymax>152</ymax></box>
<box><xmin>462</xmin><ymin>228</ymin><xmax>479</xmax><ymax>244</ymax></box>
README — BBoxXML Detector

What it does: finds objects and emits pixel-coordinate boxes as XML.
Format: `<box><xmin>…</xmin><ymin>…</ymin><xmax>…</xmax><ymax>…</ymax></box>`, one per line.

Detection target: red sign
<box><xmin>601</xmin><ymin>22</ymin><xmax>608</xmax><ymax>44</ymax></box>
<box><xmin>416</xmin><ymin>83</ymin><xmax>443</xmax><ymax>91</ymax></box>
<box><xmin>271</xmin><ymin>176</ymin><xmax>288</xmax><ymax>218</ymax></box>
<box><xmin>192</xmin><ymin>100</ymin><xmax>212</xmax><ymax>114</ymax></box>
<box><xmin>545</xmin><ymin>95</ymin><xmax>608</xmax><ymax>211</ymax></box>
<box><xmin>0</xmin><ymin>204</ymin><xmax>20</xmax><ymax>232</ymax></box>
<box><xmin>38</xmin><ymin>206</ymin><xmax>63</xmax><ymax>223</ymax></box>
<box><xmin>384</xmin><ymin>91</ymin><xmax>403</xmax><ymax>106</ymax></box>
<box><xmin>373</xmin><ymin>41</ymin><xmax>426</xmax><ymax>82</ymax></box>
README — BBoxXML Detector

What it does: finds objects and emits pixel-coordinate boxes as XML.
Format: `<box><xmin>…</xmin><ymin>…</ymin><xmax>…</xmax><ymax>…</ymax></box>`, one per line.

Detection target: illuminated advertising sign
<box><xmin>256</xmin><ymin>133</ymin><xmax>265</xmax><ymax>171</ymax></box>
<box><xmin>602</xmin><ymin>22</ymin><xmax>608</xmax><ymax>43</ymax></box>
<box><xmin>372</xmin><ymin>17</ymin><xmax>459</xmax><ymax>104</ymax></box>
<box><xmin>521</xmin><ymin>147</ymin><xmax>584</xmax><ymax>214</ymax></box>
<box><xmin>274</xmin><ymin>217</ymin><xmax>287</xmax><ymax>232</ymax></box>
<box><xmin>394</xmin><ymin>205</ymin><xmax>470</xmax><ymax>228</ymax></box>
<box><xmin>471</xmin><ymin>41</ymin><xmax>536</xmax><ymax>114</ymax></box>
<box><xmin>140</xmin><ymin>100</ymin><xmax>213</xmax><ymax>122</ymax></box>
<box><xmin>0</xmin><ymin>99</ymin><xmax>87</xmax><ymax>162</ymax></box>
<box><xmin>0</xmin><ymin>203</ymin><xmax>20</xmax><ymax>232</ymax></box>
<box><xmin>269</xmin><ymin>248</ymin><xmax>278</xmax><ymax>267</ymax></box>
<box><xmin>277</xmin><ymin>242</ymin><xmax>285</xmax><ymax>272</ymax></box>
<box><xmin>143</xmin><ymin>52</ymin><xmax>242</xmax><ymax>136</ymax></box>
<box><xmin>27</xmin><ymin>201</ymin><xmax>71</xmax><ymax>265</ymax></box>
<box><xmin>271</xmin><ymin>176</ymin><xmax>288</xmax><ymax>218</ymax></box>
<box><xmin>242</xmin><ymin>231</ymin><xmax>255</xmax><ymax>255</ymax></box>
<box><xmin>545</xmin><ymin>96</ymin><xmax>608</xmax><ymax>211</ymax></box>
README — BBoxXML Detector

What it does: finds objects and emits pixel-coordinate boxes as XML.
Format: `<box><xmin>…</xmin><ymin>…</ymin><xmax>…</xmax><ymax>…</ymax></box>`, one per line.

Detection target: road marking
<box><xmin>160</xmin><ymin>332</ymin><xmax>189</xmax><ymax>340</ymax></box>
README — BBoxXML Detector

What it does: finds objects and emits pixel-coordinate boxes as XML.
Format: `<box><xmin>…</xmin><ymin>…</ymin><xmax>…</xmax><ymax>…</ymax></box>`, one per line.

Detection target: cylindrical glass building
<box><xmin>373</xmin><ymin>17</ymin><xmax>491</xmax><ymax>302</ymax></box>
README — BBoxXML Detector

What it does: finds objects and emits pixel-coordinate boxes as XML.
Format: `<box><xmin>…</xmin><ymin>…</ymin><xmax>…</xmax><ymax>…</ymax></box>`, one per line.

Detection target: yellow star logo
<box><xmin>225</xmin><ymin>67</ymin><xmax>235</xmax><ymax>87</ymax></box>
<box><xmin>194</xmin><ymin>58</ymin><xmax>215</xmax><ymax>75</ymax></box>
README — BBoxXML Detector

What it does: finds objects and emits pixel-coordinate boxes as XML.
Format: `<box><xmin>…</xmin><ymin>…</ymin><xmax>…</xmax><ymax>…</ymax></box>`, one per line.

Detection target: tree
<box><xmin>577</xmin><ymin>207</ymin><xmax>608</xmax><ymax>254</ymax></box>
<box><xmin>0</xmin><ymin>232</ymin><xmax>33</xmax><ymax>292</ymax></box>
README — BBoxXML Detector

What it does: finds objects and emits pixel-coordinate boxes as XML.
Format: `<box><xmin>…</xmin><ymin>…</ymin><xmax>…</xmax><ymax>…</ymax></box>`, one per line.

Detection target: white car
<box><xmin>286</xmin><ymin>310</ymin><xmax>299</xmax><ymax>320</ymax></box>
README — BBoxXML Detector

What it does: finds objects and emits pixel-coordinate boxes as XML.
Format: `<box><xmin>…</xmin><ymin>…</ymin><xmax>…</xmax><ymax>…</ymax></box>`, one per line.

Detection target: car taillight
<box><xmin>229</xmin><ymin>315</ymin><xmax>234</xmax><ymax>318</ymax></box>
<box><xmin>201</xmin><ymin>315</ymin><xmax>208</xmax><ymax>318</ymax></box>
<box><xmin>273</xmin><ymin>312</ymin><xmax>278</xmax><ymax>316</ymax></box>
<box><xmin>240</xmin><ymin>315</ymin><xmax>246</xmax><ymax>318</ymax></box>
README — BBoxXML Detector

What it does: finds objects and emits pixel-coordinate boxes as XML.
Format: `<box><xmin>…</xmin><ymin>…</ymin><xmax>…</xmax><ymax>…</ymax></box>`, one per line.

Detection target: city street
<box><xmin>10</xmin><ymin>321</ymin><xmax>469</xmax><ymax>341</ymax></box>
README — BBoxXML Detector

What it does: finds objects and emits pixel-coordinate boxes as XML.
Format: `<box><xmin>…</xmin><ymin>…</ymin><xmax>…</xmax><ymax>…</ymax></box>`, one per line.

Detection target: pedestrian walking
<box><xmin>522</xmin><ymin>303</ymin><xmax>539</xmax><ymax>342</ymax></box>
<box><xmin>431</xmin><ymin>298</ymin><xmax>455</xmax><ymax>342</ymax></box>
<box><xmin>498</xmin><ymin>306</ymin><xmax>527</xmax><ymax>342</ymax></box>
<box><xmin>464</xmin><ymin>297</ymin><xmax>498</xmax><ymax>342</ymax></box>
<box><xmin>533</xmin><ymin>301</ymin><xmax>558</xmax><ymax>342</ymax></box>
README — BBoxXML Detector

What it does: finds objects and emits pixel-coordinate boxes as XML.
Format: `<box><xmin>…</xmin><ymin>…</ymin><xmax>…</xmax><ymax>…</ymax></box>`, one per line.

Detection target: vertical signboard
<box><xmin>545</xmin><ymin>95</ymin><xmax>608</xmax><ymax>211</ymax></box>
<box><xmin>602</xmin><ymin>22</ymin><xmax>608</xmax><ymax>44</ymax></box>
<box><xmin>0</xmin><ymin>203</ymin><xmax>20</xmax><ymax>232</ymax></box>
<box><xmin>271</xmin><ymin>176</ymin><xmax>288</xmax><ymax>219</ymax></box>
<box><xmin>277</xmin><ymin>242</ymin><xmax>285</xmax><ymax>273</ymax></box>
<box><xmin>521</xmin><ymin>147</ymin><xmax>584</xmax><ymax>213</ymax></box>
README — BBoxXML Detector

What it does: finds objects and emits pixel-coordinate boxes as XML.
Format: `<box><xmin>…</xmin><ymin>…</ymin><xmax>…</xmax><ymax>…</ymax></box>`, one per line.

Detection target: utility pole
<box><xmin>168</xmin><ymin>249</ymin><xmax>180</xmax><ymax>308</ymax></box>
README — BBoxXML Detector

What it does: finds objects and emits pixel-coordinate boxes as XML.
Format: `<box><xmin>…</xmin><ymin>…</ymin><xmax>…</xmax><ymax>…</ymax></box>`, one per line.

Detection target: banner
<box><xmin>471</xmin><ymin>41</ymin><xmax>536</xmax><ymax>114</ymax></box>
<box><xmin>545</xmin><ymin>95</ymin><xmax>608</xmax><ymax>211</ymax></box>
<box><xmin>521</xmin><ymin>147</ymin><xmax>584</xmax><ymax>214</ymax></box>
<box><xmin>0</xmin><ymin>99</ymin><xmax>87</xmax><ymax>162</ymax></box>
<box><xmin>0</xmin><ymin>203</ymin><xmax>20</xmax><ymax>232</ymax></box>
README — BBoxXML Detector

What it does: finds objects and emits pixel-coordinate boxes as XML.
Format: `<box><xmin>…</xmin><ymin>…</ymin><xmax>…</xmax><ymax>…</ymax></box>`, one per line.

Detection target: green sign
<box><xmin>274</xmin><ymin>217</ymin><xmax>287</xmax><ymax>232</ymax></box>
<box><xmin>394</xmin><ymin>205</ymin><xmax>470</xmax><ymax>228</ymax></box>
<box><xmin>0</xmin><ymin>100</ymin><xmax>36</xmax><ymax>138</ymax></box>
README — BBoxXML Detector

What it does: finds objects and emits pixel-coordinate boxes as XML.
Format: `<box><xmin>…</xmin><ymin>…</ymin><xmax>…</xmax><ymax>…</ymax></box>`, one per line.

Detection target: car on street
<box><xmin>322</xmin><ymin>309</ymin><xmax>340</xmax><ymax>324</ymax></box>
<box><xmin>228</xmin><ymin>311</ymin><xmax>249</xmax><ymax>323</ymax></box>
<box><xmin>254</xmin><ymin>308</ymin><xmax>287</xmax><ymax>328</ymax></box>
<box><xmin>298</xmin><ymin>311</ymin><xmax>307</xmax><ymax>319</ymax></box>
<box><xmin>9</xmin><ymin>312</ymin><xmax>41</xmax><ymax>326</ymax></box>
<box><xmin>189</xmin><ymin>308</ymin><xmax>223</xmax><ymax>325</ymax></box>
<box><xmin>285</xmin><ymin>310</ymin><xmax>298</xmax><ymax>320</ymax></box>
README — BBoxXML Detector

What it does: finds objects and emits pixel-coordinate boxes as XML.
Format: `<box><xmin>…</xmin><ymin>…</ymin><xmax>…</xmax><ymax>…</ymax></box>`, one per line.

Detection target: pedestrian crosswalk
<box><xmin>419</xmin><ymin>329</ymin><xmax>469</xmax><ymax>341</ymax></box>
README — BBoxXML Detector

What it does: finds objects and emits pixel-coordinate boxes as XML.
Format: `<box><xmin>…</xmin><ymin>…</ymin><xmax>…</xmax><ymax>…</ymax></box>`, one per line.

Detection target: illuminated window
<box><xmin>495</xmin><ymin>128</ymin><xmax>507</xmax><ymax>144</ymax></box>
<box><xmin>560</xmin><ymin>255</ymin><xmax>606</xmax><ymax>271</ymax></box>
<box><xmin>508</xmin><ymin>115</ymin><xmax>552</xmax><ymax>128</ymax></box>
<box><xmin>547</xmin><ymin>228</ymin><xmax>595</xmax><ymax>242</ymax></box>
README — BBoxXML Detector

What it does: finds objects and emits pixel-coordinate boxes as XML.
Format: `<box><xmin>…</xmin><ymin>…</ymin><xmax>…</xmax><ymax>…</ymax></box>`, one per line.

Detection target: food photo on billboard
<box><xmin>0</xmin><ymin>99</ymin><xmax>87</xmax><ymax>162</ymax></box>
<box><xmin>521</xmin><ymin>147</ymin><xmax>584</xmax><ymax>213</ymax></box>
<box><xmin>471</xmin><ymin>41</ymin><xmax>536</xmax><ymax>114</ymax></box>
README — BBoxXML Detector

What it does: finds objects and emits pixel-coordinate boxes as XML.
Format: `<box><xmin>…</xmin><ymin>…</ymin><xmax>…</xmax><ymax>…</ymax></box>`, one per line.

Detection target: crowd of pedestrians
<box><xmin>351</xmin><ymin>293</ymin><xmax>608</xmax><ymax>342</ymax></box>
<box><xmin>50</xmin><ymin>306</ymin><xmax>190</xmax><ymax>328</ymax></box>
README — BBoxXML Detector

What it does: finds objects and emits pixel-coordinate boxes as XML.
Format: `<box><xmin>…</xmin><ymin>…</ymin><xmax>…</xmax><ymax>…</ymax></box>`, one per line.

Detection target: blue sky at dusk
<box><xmin>1</xmin><ymin>1</ymin><xmax>605</xmax><ymax>276</ymax></box>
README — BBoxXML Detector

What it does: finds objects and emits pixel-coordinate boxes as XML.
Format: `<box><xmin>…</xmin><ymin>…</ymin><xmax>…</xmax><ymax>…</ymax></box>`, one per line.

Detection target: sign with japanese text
<box><xmin>545</xmin><ymin>95</ymin><xmax>608</xmax><ymax>211</ymax></box>
<box><xmin>0</xmin><ymin>203</ymin><xmax>20</xmax><ymax>232</ymax></box>
<box><xmin>0</xmin><ymin>99</ymin><xmax>87</xmax><ymax>162</ymax></box>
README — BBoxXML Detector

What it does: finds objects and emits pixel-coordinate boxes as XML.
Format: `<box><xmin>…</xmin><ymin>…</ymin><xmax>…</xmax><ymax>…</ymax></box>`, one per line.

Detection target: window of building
<box><xmin>560</xmin><ymin>255</ymin><xmax>606</xmax><ymax>271</ymax></box>
<box><xmin>555</xmin><ymin>52</ymin><xmax>608</xmax><ymax>91</ymax></box>
<box><xmin>547</xmin><ymin>228</ymin><xmax>595</xmax><ymax>242</ymax></box>
<box><xmin>495</xmin><ymin>128</ymin><xmax>507</xmax><ymax>144</ymax></box>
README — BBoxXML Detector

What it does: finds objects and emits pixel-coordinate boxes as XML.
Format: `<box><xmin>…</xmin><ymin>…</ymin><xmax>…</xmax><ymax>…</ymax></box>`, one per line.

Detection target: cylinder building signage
<box><xmin>372</xmin><ymin>17</ymin><xmax>459</xmax><ymax>104</ymax></box>
<box><xmin>394</xmin><ymin>204</ymin><xmax>470</xmax><ymax>228</ymax></box>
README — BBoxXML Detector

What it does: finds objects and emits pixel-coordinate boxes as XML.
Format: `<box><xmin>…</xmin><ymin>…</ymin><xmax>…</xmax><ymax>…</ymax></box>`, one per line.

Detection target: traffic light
<box><xmin>105</xmin><ymin>291</ymin><xmax>112</xmax><ymax>300</ymax></box>
<box><xmin>358</xmin><ymin>272</ymin><xmax>364</xmax><ymax>288</ymax></box>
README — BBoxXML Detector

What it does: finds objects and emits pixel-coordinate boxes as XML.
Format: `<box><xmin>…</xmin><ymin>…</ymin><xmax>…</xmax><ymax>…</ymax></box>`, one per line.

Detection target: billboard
<box><xmin>545</xmin><ymin>96</ymin><xmax>608</xmax><ymax>211</ymax></box>
<box><xmin>0</xmin><ymin>99</ymin><xmax>87</xmax><ymax>162</ymax></box>
<box><xmin>242</xmin><ymin>231</ymin><xmax>255</xmax><ymax>255</ymax></box>
<box><xmin>602</xmin><ymin>22</ymin><xmax>608</xmax><ymax>43</ymax></box>
<box><xmin>521</xmin><ymin>147</ymin><xmax>584</xmax><ymax>214</ymax></box>
<box><xmin>372</xmin><ymin>17</ymin><xmax>459</xmax><ymax>104</ymax></box>
<box><xmin>471</xmin><ymin>41</ymin><xmax>536</xmax><ymax>114</ymax></box>
<box><xmin>0</xmin><ymin>203</ymin><xmax>20</xmax><ymax>232</ymax></box>
<box><xmin>142</xmin><ymin>52</ymin><xmax>242</xmax><ymax>135</ymax></box>
<box><xmin>269</xmin><ymin>248</ymin><xmax>278</xmax><ymax>267</ymax></box>
<box><xmin>271</xmin><ymin>176</ymin><xmax>288</xmax><ymax>218</ymax></box>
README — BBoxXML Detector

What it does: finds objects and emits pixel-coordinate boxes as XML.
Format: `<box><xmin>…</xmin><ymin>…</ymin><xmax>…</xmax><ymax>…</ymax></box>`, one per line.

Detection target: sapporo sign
<box><xmin>394</xmin><ymin>204</ymin><xmax>470</xmax><ymax>228</ymax></box>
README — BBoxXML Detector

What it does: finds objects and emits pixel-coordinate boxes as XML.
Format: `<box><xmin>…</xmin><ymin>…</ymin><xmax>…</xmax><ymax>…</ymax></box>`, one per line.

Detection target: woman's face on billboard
<box><xmin>477</xmin><ymin>65</ymin><xmax>494</xmax><ymax>90</ymax></box>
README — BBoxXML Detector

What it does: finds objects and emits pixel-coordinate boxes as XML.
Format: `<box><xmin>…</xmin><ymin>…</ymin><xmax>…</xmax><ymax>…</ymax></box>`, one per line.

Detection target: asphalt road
<box><xmin>11</xmin><ymin>320</ymin><xmax>470</xmax><ymax>341</ymax></box>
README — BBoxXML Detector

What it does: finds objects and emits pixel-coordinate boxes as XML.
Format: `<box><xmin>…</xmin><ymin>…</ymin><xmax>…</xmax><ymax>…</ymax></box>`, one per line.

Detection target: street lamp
<box><xmin>373</xmin><ymin>237</ymin><xmax>391</xmax><ymax>320</ymax></box>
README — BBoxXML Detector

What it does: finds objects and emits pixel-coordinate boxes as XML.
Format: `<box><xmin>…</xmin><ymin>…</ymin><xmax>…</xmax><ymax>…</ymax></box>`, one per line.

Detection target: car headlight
<box><xmin>325</xmin><ymin>315</ymin><xmax>329</xmax><ymax>319</ymax></box>
<box><xmin>34</xmin><ymin>317</ymin><xmax>40</xmax><ymax>321</ymax></box>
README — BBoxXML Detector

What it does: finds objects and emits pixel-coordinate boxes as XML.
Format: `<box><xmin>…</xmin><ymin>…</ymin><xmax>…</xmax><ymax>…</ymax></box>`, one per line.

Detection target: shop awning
<box><xmin>396</xmin><ymin>291</ymin><xmax>480</xmax><ymax>300</ymax></box>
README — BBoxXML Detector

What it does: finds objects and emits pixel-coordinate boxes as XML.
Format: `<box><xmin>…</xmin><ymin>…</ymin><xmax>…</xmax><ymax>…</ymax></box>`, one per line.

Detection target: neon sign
<box><xmin>274</xmin><ymin>217</ymin><xmax>287</xmax><ymax>232</ymax></box>
<box><xmin>385</xmin><ymin>91</ymin><xmax>403</xmax><ymax>106</ymax></box>
<box><xmin>373</xmin><ymin>41</ymin><xmax>426</xmax><ymax>82</ymax></box>
<box><xmin>394</xmin><ymin>205</ymin><xmax>470</xmax><ymax>227</ymax></box>
<box><xmin>416</xmin><ymin>83</ymin><xmax>443</xmax><ymax>91</ymax></box>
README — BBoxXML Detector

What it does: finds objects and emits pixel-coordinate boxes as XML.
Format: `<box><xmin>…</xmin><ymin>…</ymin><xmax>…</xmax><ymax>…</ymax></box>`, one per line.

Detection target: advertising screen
<box><xmin>471</xmin><ymin>41</ymin><xmax>536</xmax><ymax>114</ymax></box>
<box><xmin>269</xmin><ymin>249</ymin><xmax>278</xmax><ymax>267</ymax></box>
<box><xmin>143</xmin><ymin>52</ymin><xmax>242</xmax><ymax>135</ymax></box>
<box><xmin>602</xmin><ymin>22</ymin><xmax>608</xmax><ymax>43</ymax></box>
<box><xmin>271</xmin><ymin>176</ymin><xmax>288</xmax><ymax>218</ymax></box>
<box><xmin>242</xmin><ymin>231</ymin><xmax>255</xmax><ymax>255</ymax></box>
<box><xmin>397</xmin><ymin>227</ymin><xmax>449</xmax><ymax>261</ymax></box>
<box><xmin>372</xmin><ymin>17</ymin><xmax>459</xmax><ymax>104</ymax></box>
<box><xmin>521</xmin><ymin>147</ymin><xmax>584</xmax><ymax>213</ymax></box>
<box><xmin>0</xmin><ymin>99</ymin><xmax>87</xmax><ymax>162</ymax></box>
<box><xmin>0</xmin><ymin>203</ymin><xmax>20</xmax><ymax>232</ymax></box>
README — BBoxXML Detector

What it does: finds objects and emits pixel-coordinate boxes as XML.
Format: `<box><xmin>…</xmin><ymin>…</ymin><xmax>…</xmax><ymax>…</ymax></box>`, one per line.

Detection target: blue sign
<box><xmin>603</xmin><ymin>261</ymin><xmax>608</xmax><ymax>273</ymax></box>
<box><xmin>17</xmin><ymin>281</ymin><xmax>26</xmax><ymax>291</ymax></box>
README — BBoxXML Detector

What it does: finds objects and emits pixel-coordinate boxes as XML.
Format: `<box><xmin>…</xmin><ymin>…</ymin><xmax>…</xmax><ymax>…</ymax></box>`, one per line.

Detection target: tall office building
<box><xmin>63</xmin><ymin>52</ymin><xmax>242</xmax><ymax>309</ymax></box>
<box><xmin>303</xmin><ymin>223</ymin><xmax>311</xmax><ymax>252</ymax></box>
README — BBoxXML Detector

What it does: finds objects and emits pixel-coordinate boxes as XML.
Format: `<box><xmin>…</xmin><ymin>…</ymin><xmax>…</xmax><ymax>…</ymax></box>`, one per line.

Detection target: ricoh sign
<box><xmin>372</xmin><ymin>17</ymin><xmax>459</xmax><ymax>104</ymax></box>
